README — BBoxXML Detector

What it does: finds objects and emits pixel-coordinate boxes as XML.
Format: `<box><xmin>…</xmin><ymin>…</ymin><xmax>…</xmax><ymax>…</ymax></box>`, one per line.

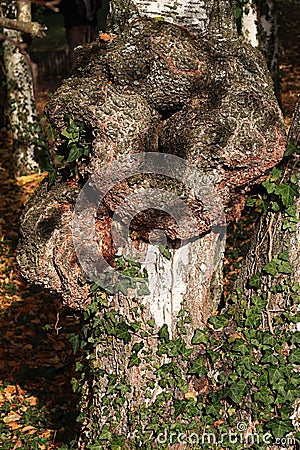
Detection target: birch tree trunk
<box><xmin>2</xmin><ymin>1</ymin><xmax>40</xmax><ymax>175</ymax></box>
<box><xmin>63</xmin><ymin>1</ymin><xmax>284</xmax><ymax>448</ymax></box>
<box><xmin>241</xmin><ymin>0</ymin><xmax>281</xmax><ymax>102</ymax></box>
<box><xmin>16</xmin><ymin>0</ymin><xmax>286</xmax><ymax>448</ymax></box>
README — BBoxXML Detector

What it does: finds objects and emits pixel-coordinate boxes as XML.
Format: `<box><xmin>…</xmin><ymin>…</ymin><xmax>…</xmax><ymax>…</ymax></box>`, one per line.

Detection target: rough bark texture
<box><xmin>235</xmin><ymin>99</ymin><xmax>300</xmax><ymax>450</ymax></box>
<box><xmin>17</xmin><ymin>2</ymin><xmax>286</xmax><ymax>447</ymax></box>
<box><xmin>236</xmin><ymin>97</ymin><xmax>300</xmax><ymax>313</ymax></box>
<box><xmin>18</xmin><ymin>18</ymin><xmax>285</xmax><ymax>309</ymax></box>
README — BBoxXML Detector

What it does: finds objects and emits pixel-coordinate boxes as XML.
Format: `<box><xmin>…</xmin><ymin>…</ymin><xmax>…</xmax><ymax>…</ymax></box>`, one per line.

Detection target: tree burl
<box><xmin>18</xmin><ymin>18</ymin><xmax>286</xmax><ymax>308</ymax></box>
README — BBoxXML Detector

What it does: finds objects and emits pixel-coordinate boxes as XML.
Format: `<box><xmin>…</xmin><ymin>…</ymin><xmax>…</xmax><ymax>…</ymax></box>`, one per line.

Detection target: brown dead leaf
<box><xmin>9</xmin><ymin>422</ymin><xmax>23</xmax><ymax>430</ymax></box>
<box><xmin>214</xmin><ymin>419</ymin><xmax>225</xmax><ymax>427</ymax></box>
<box><xmin>4</xmin><ymin>384</ymin><xmax>16</xmax><ymax>395</ymax></box>
<box><xmin>22</xmin><ymin>425</ymin><xmax>37</xmax><ymax>434</ymax></box>
<box><xmin>16</xmin><ymin>172</ymin><xmax>48</xmax><ymax>186</ymax></box>
<box><xmin>27</xmin><ymin>396</ymin><xmax>39</xmax><ymax>406</ymax></box>
<box><xmin>3</xmin><ymin>412</ymin><xmax>21</xmax><ymax>423</ymax></box>
<box><xmin>99</xmin><ymin>32</ymin><xmax>116</xmax><ymax>41</ymax></box>
<box><xmin>184</xmin><ymin>391</ymin><xmax>197</xmax><ymax>401</ymax></box>
<box><xmin>13</xmin><ymin>438</ymin><xmax>23</xmax><ymax>449</ymax></box>
<box><xmin>41</xmin><ymin>430</ymin><xmax>52</xmax><ymax>439</ymax></box>
<box><xmin>52</xmin><ymin>341</ymin><xmax>65</xmax><ymax>351</ymax></box>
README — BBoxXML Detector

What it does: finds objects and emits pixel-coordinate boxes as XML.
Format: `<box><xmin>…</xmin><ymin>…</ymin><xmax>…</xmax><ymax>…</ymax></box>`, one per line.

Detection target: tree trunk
<box><xmin>234</xmin><ymin>100</ymin><xmax>300</xmax><ymax>450</ymax></box>
<box><xmin>241</xmin><ymin>0</ymin><xmax>281</xmax><ymax>103</ymax></box>
<box><xmin>16</xmin><ymin>0</ymin><xmax>286</xmax><ymax>448</ymax></box>
<box><xmin>2</xmin><ymin>1</ymin><xmax>40</xmax><ymax>175</ymax></box>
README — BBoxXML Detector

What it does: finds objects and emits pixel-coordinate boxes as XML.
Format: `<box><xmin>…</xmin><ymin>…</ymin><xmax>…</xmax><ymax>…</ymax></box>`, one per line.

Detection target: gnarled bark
<box><xmin>17</xmin><ymin>0</ymin><xmax>286</xmax><ymax>447</ymax></box>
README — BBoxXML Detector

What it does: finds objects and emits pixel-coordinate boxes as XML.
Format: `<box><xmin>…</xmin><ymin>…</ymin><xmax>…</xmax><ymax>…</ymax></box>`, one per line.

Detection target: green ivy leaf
<box><xmin>69</xmin><ymin>333</ymin><xmax>80</xmax><ymax>355</ymax></box>
<box><xmin>158</xmin><ymin>244</ymin><xmax>172</xmax><ymax>260</ymax></box>
<box><xmin>263</xmin><ymin>260</ymin><xmax>277</xmax><ymax>276</ymax></box>
<box><xmin>61</xmin><ymin>127</ymin><xmax>73</xmax><ymax>139</ymax></box>
<box><xmin>271</xmin><ymin>201</ymin><xmax>280</xmax><ymax>212</ymax></box>
<box><xmin>273</xmin><ymin>378</ymin><xmax>287</xmax><ymax>396</ymax></box>
<box><xmin>71</xmin><ymin>377</ymin><xmax>80</xmax><ymax>393</ymax></box>
<box><xmin>262</xmin><ymin>332</ymin><xmax>276</xmax><ymax>346</ymax></box>
<box><xmin>98</xmin><ymin>427</ymin><xmax>112</xmax><ymax>441</ymax></box>
<box><xmin>285</xmin><ymin>205</ymin><xmax>297</xmax><ymax>218</ymax></box>
<box><xmin>284</xmin><ymin>141</ymin><xmax>300</xmax><ymax>157</ymax></box>
<box><xmin>265</xmin><ymin>419</ymin><xmax>294</xmax><ymax>439</ymax></box>
<box><xmin>67</xmin><ymin>146</ymin><xmax>83</xmax><ymax>162</ymax></box>
<box><xmin>235</xmin><ymin>7</ymin><xmax>243</xmax><ymax>18</ymax></box>
<box><xmin>159</xmin><ymin>324</ymin><xmax>170</xmax><ymax>343</ymax></box>
<box><xmin>274</xmin><ymin>184</ymin><xmax>298</xmax><ymax>207</ymax></box>
<box><xmin>208</xmin><ymin>314</ymin><xmax>229</xmax><ymax>330</ymax></box>
<box><xmin>290</xmin><ymin>173</ymin><xmax>298</xmax><ymax>185</ymax></box>
<box><xmin>278</xmin><ymin>261</ymin><xmax>292</xmax><ymax>274</ymax></box>
<box><xmin>249</xmin><ymin>273</ymin><xmax>261</xmax><ymax>289</ymax></box>
<box><xmin>252</xmin><ymin>296</ymin><xmax>267</xmax><ymax>310</ymax></box>
<box><xmin>128</xmin><ymin>354</ymin><xmax>141</xmax><ymax>368</ymax></box>
<box><xmin>132</xmin><ymin>342</ymin><xmax>144</xmax><ymax>353</ymax></box>
<box><xmin>286</xmin><ymin>389</ymin><xmax>299</xmax><ymax>402</ymax></box>
<box><xmin>188</xmin><ymin>358</ymin><xmax>207</xmax><ymax>376</ymax></box>
<box><xmin>262</xmin><ymin>180</ymin><xmax>276</xmax><ymax>194</ymax></box>
<box><xmin>232</xmin><ymin>339</ymin><xmax>248</xmax><ymax>355</ymax></box>
<box><xmin>261</xmin><ymin>353</ymin><xmax>278</xmax><ymax>365</ymax></box>
<box><xmin>291</xmin><ymin>332</ymin><xmax>300</xmax><ymax>344</ymax></box>
<box><xmin>254</xmin><ymin>386</ymin><xmax>274</xmax><ymax>404</ymax></box>
<box><xmin>173</xmin><ymin>399</ymin><xmax>188</xmax><ymax>417</ymax></box>
<box><xmin>137</xmin><ymin>282</ymin><xmax>151</xmax><ymax>296</ymax></box>
<box><xmin>278</xmin><ymin>250</ymin><xmax>289</xmax><ymax>261</ymax></box>
<box><xmin>225</xmin><ymin>379</ymin><xmax>247</xmax><ymax>403</ymax></box>
<box><xmin>115</xmin><ymin>321</ymin><xmax>131</xmax><ymax>343</ymax></box>
<box><xmin>270</xmin><ymin>168</ymin><xmax>282</xmax><ymax>181</ymax></box>
<box><xmin>289</xmin><ymin>348</ymin><xmax>300</xmax><ymax>364</ymax></box>
<box><xmin>191</xmin><ymin>329</ymin><xmax>208</xmax><ymax>345</ymax></box>
<box><xmin>268</xmin><ymin>367</ymin><xmax>283</xmax><ymax>385</ymax></box>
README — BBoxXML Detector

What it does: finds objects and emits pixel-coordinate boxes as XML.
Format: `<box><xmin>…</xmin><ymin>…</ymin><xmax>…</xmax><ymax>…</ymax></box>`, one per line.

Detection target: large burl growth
<box><xmin>18</xmin><ymin>18</ymin><xmax>286</xmax><ymax>309</ymax></box>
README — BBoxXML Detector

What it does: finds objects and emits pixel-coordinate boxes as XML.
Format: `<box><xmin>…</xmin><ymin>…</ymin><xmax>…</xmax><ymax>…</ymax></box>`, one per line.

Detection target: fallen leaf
<box><xmin>13</xmin><ymin>438</ymin><xmax>23</xmax><ymax>449</ymax></box>
<box><xmin>99</xmin><ymin>32</ymin><xmax>116</xmax><ymax>41</ymax></box>
<box><xmin>22</xmin><ymin>425</ymin><xmax>37</xmax><ymax>434</ymax></box>
<box><xmin>9</xmin><ymin>422</ymin><xmax>23</xmax><ymax>430</ymax></box>
<box><xmin>185</xmin><ymin>391</ymin><xmax>197</xmax><ymax>401</ymax></box>
<box><xmin>27</xmin><ymin>396</ymin><xmax>39</xmax><ymax>406</ymax></box>
<box><xmin>3</xmin><ymin>412</ymin><xmax>21</xmax><ymax>423</ymax></box>
<box><xmin>214</xmin><ymin>419</ymin><xmax>225</xmax><ymax>427</ymax></box>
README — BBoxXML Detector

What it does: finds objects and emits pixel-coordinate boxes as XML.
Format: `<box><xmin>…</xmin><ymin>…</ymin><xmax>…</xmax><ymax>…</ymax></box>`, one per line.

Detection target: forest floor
<box><xmin>1</xmin><ymin>8</ymin><xmax>300</xmax><ymax>449</ymax></box>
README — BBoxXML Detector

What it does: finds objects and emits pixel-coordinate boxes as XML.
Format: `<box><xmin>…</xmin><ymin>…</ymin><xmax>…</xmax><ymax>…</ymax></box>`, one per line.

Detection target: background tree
<box><xmin>0</xmin><ymin>0</ymin><xmax>45</xmax><ymax>175</ymax></box>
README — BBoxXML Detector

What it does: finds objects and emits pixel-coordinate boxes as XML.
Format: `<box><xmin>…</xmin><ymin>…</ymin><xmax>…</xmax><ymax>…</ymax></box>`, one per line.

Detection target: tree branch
<box><xmin>0</xmin><ymin>17</ymin><xmax>46</xmax><ymax>38</ymax></box>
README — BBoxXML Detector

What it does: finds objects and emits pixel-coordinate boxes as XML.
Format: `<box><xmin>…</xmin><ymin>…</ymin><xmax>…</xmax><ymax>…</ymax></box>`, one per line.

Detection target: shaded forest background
<box><xmin>0</xmin><ymin>1</ymin><xmax>300</xmax><ymax>448</ymax></box>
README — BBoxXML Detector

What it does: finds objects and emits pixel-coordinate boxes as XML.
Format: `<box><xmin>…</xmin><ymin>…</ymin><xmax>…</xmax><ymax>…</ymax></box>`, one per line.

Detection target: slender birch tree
<box><xmin>1</xmin><ymin>0</ymin><xmax>45</xmax><ymax>175</ymax></box>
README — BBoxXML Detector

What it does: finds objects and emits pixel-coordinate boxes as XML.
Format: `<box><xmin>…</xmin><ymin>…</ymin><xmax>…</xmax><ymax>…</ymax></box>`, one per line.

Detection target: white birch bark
<box><xmin>258</xmin><ymin>0</ymin><xmax>279</xmax><ymax>92</ymax></box>
<box><xmin>2</xmin><ymin>1</ymin><xmax>39</xmax><ymax>175</ymax></box>
<box><xmin>242</xmin><ymin>4</ymin><xmax>259</xmax><ymax>47</ymax></box>
<box><xmin>131</xmin><ymin>0</ymin><xmax>210</xmax><ymax>34</ymax></box>
<box><xmin>108</xmin><ymin>0</ymin><xmax>236</xmax><ymax>38</ymax></box>
<box><xmin>241</xmin><ymin>1</ymin><xmax>280</xmax><ymax>100</ymax></box>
